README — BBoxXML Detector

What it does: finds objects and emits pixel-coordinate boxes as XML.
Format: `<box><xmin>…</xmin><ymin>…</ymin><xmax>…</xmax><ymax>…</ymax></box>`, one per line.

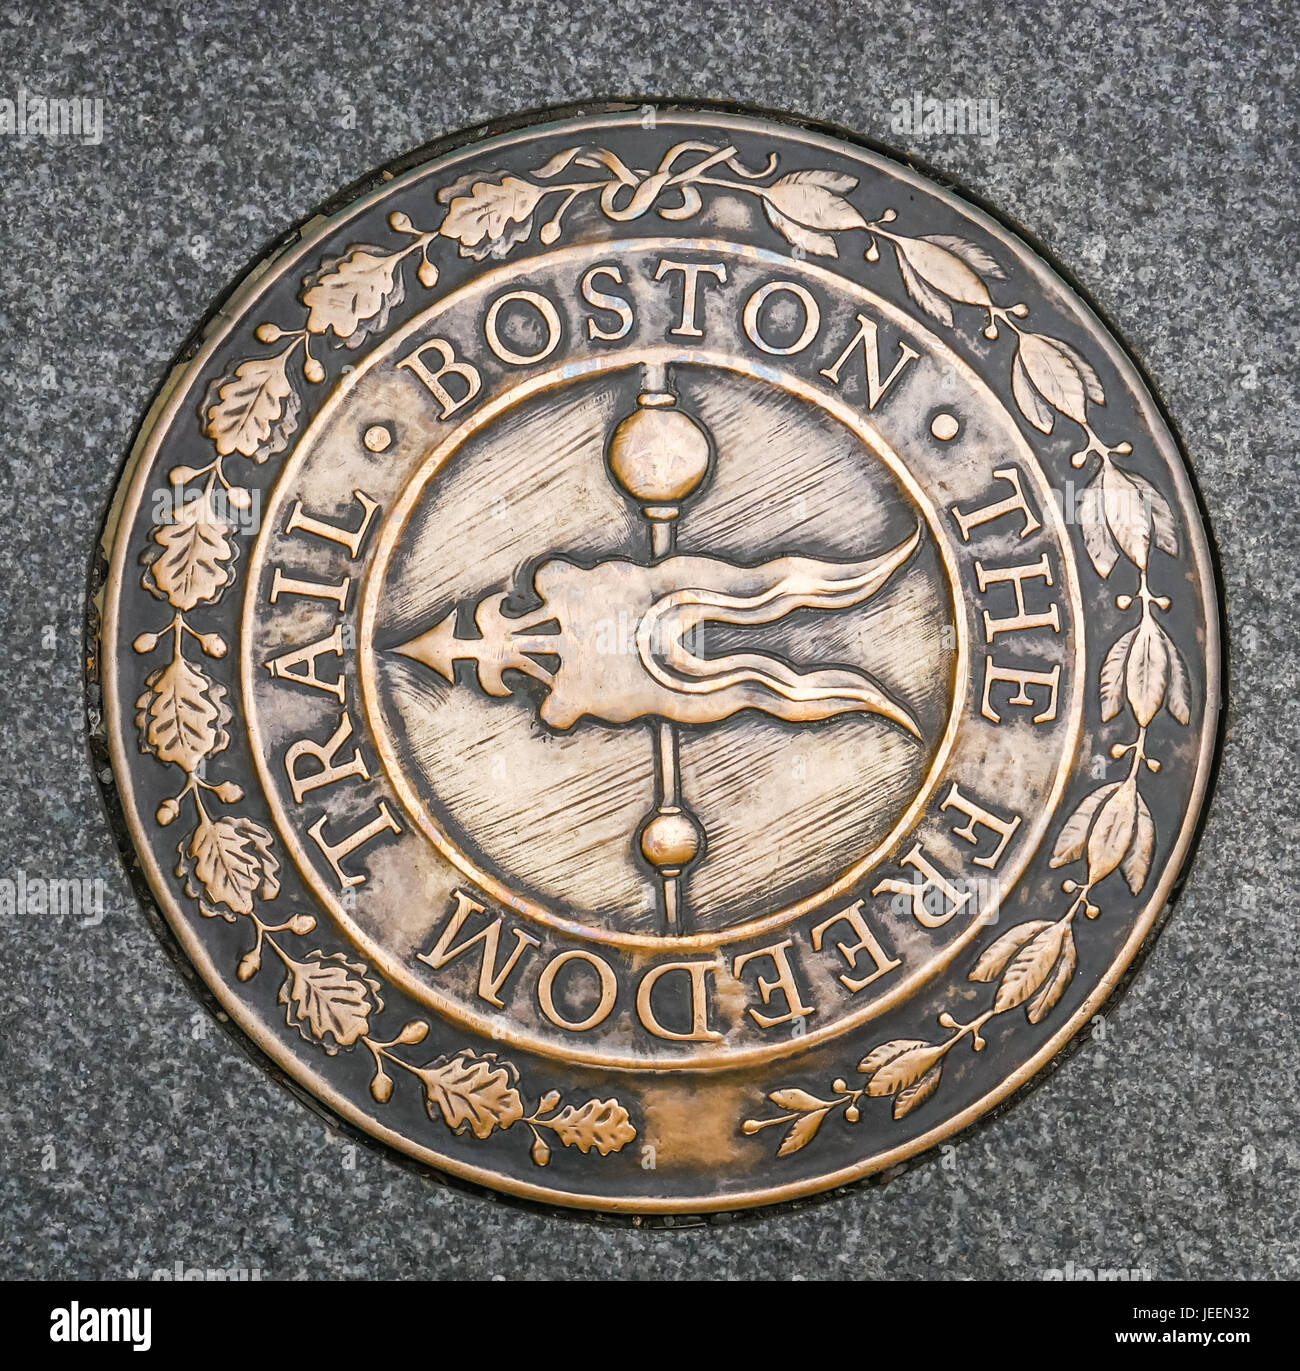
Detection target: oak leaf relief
<box><xmin>302</xmin><ymin>245</ymin><xmax>407</xmax><ymax>347</ymax></box>
<box><xmin>437</xmin><ymin>170</ymin><xmax>548</xmax><ymax>260</ymax></box>
<box><xmin>414</xmin><ymin>1050</ymin><xmax>525</xmax><ymax>1139</ymax></box>
<box><xmin>177</xmin><ymin>812</ymin><xmax>280</xmax><ymax>918</ymax></box>
<box><xmin>546</xmin><ymin>1098</ymin><xmax>638</xmax><ymax>1156</ymax></box>
<box><xmin>135</xmin><ymin>655</ymin><xmax>230</xmax><ymax>773</ymax></box>
<box><xmin>278</xmin><ymin>950</ymin><xmax>382</xmax><ymax>1054</ymax></box>
<box><xmin>142</xmin><ymin>488</ymin><xmax>238</xmax><ymax>610</ymax></box>
<box><xmin>203</xmin><ymin>348</ymin><xmax>302</xmax><ymax>462</ymax></box>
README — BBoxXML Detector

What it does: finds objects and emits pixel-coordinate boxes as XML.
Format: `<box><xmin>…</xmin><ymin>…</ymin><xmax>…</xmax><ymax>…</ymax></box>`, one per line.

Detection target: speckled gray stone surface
<box><xmin>1</xmin><ymin>0</ymin><xmax>1296</xmax><ymax>1281</ymax></box>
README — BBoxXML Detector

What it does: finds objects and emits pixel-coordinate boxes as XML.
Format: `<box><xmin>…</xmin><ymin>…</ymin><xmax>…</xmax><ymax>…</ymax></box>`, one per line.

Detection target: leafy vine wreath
<box><xmin>128</xmin><ymin>132</ymin><xmax>1190</xmax><ymax>1169</ymax></box>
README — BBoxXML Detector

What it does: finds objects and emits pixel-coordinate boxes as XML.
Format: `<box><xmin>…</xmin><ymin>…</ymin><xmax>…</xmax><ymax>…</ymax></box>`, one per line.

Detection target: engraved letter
<box><xmin>950</xmin><ymin>466</ymin><xmax>1041</xmax><ymax>541</ymax></box>
<box><xmin>975</xmin><ymin>554</ymin><xmax>1061</xmax><ymax>640</ymax></box>
<box><xmin>981</xmin><ymin>656</ymin><xmax>1061</xmax><ymax>724</ymax></box>
<box><xmin>873</xmin><ymin>844</ymin><xmax>972</xmax><ymax>929</ymax></box>
<box><xmin>269</xmin><ymin>566</ymin><xmax>350</xmax><ymax>611</ymax></box>
<box><xmin>581</xmin><ymin>264</ymin><xmax>634</xmax><ymax>341</ymax></box>
<box><xmin>264</xmin><ymin>625</ymin><xmax>345</xmax><ymax>703</ymax></box>
<box><xmin>732</xmin><ymin>939</ymin><xmax>815</xmax><ymax>1028</ymax></box>
<box><xmin>636</xmin><ymin>960</ymin><xmax>722</xmax><ymax>1042</ymax></box>
<box><xmin>396</xmin><ymin>337</ymin><xmax>482</xmax><ymax>418</ymax></box>
<box><xmin>283</xmin><ymin>490</ymin><xmax>379</xmax><ymax>558</ymax></box>
<box><xmin>654</xmin><ymin>259</ymin><xmax>727</xmax><ymax>337</ymax></box>
<box><xmin>537</xmin><ymin>949</ymin><xmax>617</xmax><ymax>1032</ymax></box>
<box><xmin>284</xmin><ymin>713</ymin><xmax>371</xmax><ymax>804</ymax></box>
<box><xmin>307</xmin><ymin>801</ymin><xmax>402</xmax><ymax>889</ymax></box>
<box><xmin>417</xmin><ymin>890</ymin><xmax>540</xmax><ymax>1008</ymax></box>
<box><xmin>940</xmin><ymin>783</ymin><xmax>1022</xmax><ymax>869</ymax></box>
<box><xmin>810</xmin><ymin>900</ymin><xmax>902</xmax><ymax>990</ymax></box>
<box><xmin>819</xmin><ymin>312</ymin><xmax>919</xmax><ymax>410</ymax></box>
<box><xmin>742</xmin><ymin>280</ymin><xmax>821</xmax><ymax>356</ymax></box>
<box><xmin>484</xmin><ymin>288</ymin><xmax>562</xmax><ymax>366</ymax></box>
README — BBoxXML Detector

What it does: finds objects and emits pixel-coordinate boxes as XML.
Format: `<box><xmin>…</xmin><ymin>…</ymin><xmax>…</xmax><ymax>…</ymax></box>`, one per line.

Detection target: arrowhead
<box><xmin>393</xmin><ymin>595</ymin><xmax>557</xmax><ymax>696</ymax></box>
<box><xmin>393</xmin><ymin>609</ymin><xmax>461</xmax><ymax>682</ymax></box>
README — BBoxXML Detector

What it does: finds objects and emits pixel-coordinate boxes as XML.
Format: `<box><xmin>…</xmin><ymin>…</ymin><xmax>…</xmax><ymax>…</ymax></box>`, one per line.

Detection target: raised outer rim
<box><xmin>87</xmin><ymin>97</ymin><xmax>1224</xmax><ymax>1219</ymax></box>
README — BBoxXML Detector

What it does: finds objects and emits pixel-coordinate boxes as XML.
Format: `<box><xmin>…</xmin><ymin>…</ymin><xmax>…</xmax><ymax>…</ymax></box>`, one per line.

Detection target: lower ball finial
<box><xmin>640</xmin><ymin>808</ymin><xmax>704</xmax><ymax>874</ymax></box>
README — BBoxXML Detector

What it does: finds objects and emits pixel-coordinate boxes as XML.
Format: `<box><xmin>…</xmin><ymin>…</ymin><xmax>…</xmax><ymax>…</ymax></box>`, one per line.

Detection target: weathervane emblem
<box><xmin>394</xmin><ymin>363</ymin><xmax>923</xmax><ymax>932</ymax></box>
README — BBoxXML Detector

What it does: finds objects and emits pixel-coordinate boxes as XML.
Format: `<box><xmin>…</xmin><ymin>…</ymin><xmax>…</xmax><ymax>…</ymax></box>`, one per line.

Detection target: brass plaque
<box><xmin>90</xmin><ymin>102</ymin><xmax>1221</xmax><ymax>1214</ymax></box>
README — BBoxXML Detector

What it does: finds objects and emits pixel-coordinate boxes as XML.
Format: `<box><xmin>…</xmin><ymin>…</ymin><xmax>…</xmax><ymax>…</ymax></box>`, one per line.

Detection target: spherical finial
<box><xmin>607</xmin><ymin>394</ymin><xmax>711</xmax><ymax>511</ymax></box>
<box><xmin>639</xmin><ymin>809</ymin><xmax>703</xmax><ymax>873</ymax></box>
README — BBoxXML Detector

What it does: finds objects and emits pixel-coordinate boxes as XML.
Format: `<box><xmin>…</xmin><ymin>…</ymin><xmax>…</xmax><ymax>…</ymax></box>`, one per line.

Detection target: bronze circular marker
<box><xmin>89</xmin><ymin>102</ymin><xmax>1221</xmax><ymax>1215</ymax></box>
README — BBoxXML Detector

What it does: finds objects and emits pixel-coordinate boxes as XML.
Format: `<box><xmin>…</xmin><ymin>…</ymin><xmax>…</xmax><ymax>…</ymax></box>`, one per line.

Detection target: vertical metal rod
<box><xmin>608</xmin><ymin>360</ymin><xmax>710</xmax><ymax>936</ymax></box>
<box><xmin>645</xmin><ymin>374</ymin><xmax>683</xmax><ymax>933</ymax></box>
<box><xmin>650</xmin><ymin>520</ymin><xmax>673</xmax><ymax>560</ymax></box>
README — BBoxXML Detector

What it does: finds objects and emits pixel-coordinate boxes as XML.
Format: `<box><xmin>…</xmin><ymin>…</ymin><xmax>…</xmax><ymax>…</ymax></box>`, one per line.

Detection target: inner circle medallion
<box><xmin>91</xmin><ymin>102</ymin><xmax>1222</xmax><ymax>1214</ymax></box>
